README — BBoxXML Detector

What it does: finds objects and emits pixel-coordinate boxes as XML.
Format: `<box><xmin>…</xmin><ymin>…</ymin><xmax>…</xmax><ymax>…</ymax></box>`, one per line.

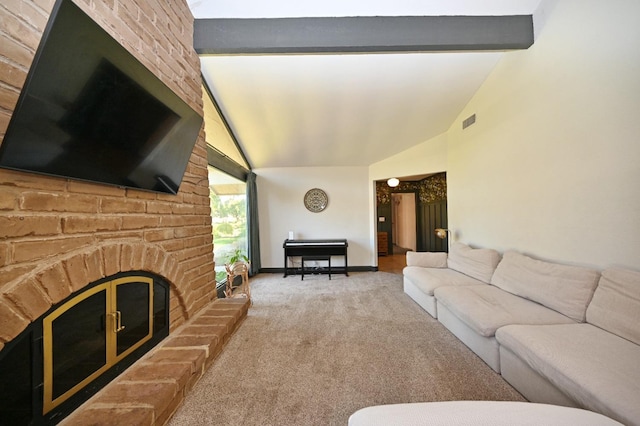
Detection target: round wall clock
<box><xmin>304</xmin><ymin>188</ymin><xmax>328</xmax><ymax>213</ymax></box>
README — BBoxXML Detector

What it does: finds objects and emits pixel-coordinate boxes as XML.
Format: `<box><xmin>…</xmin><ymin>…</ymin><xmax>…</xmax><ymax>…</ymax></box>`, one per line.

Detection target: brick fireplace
<box><xmin>0</xmin><ymin>0</ymin><xmax>247</xmax><ymax>424</ymax></box>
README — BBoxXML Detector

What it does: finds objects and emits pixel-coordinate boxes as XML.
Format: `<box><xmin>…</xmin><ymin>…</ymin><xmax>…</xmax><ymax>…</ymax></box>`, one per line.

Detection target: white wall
<box><xmin>369</xmin><ymin>132</ymin><xmax>448</xmax><ymax>182</ymax></box>
<box><xmin>254</xmin><ymin>0</ymin><xmax>640</xmax><ymax>272</ymax></box>
<box><xmin>446</xmin><ymin>0</ymin><xmax>640</xmax><ymax>269</ymax></box>
<box><xmin>255</xmin><ymin>166</ymin><xmax>372</xmax><ymax>269</ymax></box>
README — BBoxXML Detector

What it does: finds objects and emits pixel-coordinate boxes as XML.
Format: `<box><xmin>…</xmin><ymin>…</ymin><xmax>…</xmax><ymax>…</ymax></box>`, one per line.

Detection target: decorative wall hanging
<box><xmin>304</xmin><ymin>188</ymin><xmax>328</xmax><ymax>212</ymax></box>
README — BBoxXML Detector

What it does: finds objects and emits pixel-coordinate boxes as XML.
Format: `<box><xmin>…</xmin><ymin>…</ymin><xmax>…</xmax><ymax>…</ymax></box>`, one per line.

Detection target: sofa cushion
<box><xmin>406</xmin><ymin>251</ymin><xmax>448</xmax><ymax>268</ymax></box>
<box><xmin>490</xmin><ymin>251</ymin><xmax>599</xmax><ymax>322</ymax></box>
<box><xmin>587</xmin><ymin>268</ymin><xmax>640</xmax><ymax>345</ymax></box>
<box><xmin>446</xmin><ymin>242</ymin><xmax>501</xmax><ymax>283</ymax></box>
<box><xmin>403</xmin><ymin>267</ymin><xmax>484</xmax><ymax>296</ymax></box>
<box><xmin>496</xmin><ymin>323</ymin><xmax>640</xmax><ymax>425</ymax></box>
<box><xmin>434</xmin><ymin>285</ymin><xmax>575</xmax><ymax>337</ymax></box>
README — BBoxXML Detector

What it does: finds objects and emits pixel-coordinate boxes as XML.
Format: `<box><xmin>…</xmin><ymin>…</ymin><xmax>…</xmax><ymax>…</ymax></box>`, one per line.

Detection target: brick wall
<box><xmin>0</xmin><ymin>0</ymin><xmax>214</xmax><ymax>353</ymax></box>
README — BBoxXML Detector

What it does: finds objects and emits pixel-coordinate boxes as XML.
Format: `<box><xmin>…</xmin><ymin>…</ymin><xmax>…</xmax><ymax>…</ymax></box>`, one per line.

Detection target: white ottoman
<box><xmin>348</xmin><ymin>401</ymin><xmax>622</xmax><ymax>426</ymax></box>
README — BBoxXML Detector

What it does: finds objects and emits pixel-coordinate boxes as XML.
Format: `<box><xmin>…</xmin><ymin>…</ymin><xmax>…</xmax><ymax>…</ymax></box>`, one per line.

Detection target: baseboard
<box><xmin>259</xmin><ymin>266</ymin><xmax>377</xmax><ymax>274</ymax></box>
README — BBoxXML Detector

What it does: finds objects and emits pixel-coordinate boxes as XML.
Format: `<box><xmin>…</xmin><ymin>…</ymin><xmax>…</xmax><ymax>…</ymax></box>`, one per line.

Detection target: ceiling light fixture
<box><xmin>387</xmin><ymin>178</ymin><xmax>399</xmax><ymax>187</ymax></box>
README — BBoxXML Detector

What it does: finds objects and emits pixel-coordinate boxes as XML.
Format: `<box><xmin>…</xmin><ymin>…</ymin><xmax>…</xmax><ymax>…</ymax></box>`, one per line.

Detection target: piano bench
<box><xmin>301</xmin><ymin>256</ymin><xmax>332</xmax><ymax>280</ymax></box>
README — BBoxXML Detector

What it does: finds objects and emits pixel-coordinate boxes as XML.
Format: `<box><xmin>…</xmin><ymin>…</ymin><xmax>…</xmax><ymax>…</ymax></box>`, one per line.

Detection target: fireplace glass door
<box><xmin>113</xmin><ymin>278</ymin><xmax>152</xmax><ymax>358</ymax></box>
<box><xmin>43</xmin><ymin>276</ymin><xmax>153</xmax><ymax>414</ymax></box>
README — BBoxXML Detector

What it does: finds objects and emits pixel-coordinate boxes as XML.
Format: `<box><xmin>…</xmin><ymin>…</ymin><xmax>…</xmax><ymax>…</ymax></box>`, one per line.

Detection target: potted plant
<box><xmin>227</xmin><ymin>248</ymin><xmax>249</xmax><ymax>265</ymax></box>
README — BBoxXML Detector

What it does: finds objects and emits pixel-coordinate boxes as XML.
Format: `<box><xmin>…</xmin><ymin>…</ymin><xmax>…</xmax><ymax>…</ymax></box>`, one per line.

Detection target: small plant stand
<box><xmin>224</xmin><ymin>261</ymin><xmax>251</xmax><ymax>301</ymax></box>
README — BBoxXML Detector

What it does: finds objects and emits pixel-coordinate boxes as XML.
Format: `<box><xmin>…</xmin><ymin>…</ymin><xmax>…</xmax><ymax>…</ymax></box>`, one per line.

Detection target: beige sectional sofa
<box><xmin>402</xmin><ymin>243</ymin><xmax>501</xmax><ymax>317</ymax></box>
<box><xmin>403</xmin><ymin>243</ymin><xmax>640</xmax><ymax>426</ymax></box>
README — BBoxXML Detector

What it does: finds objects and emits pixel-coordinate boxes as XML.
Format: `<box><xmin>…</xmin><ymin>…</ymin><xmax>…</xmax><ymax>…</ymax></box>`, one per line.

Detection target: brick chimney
<box><xmin>0</xmin><ymin>0</ymin><xmax>213</xmax><ymax>368</ymax></box>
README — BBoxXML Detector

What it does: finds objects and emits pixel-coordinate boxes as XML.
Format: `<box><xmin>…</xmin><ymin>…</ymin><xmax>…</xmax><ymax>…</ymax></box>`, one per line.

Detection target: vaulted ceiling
<box><xmin>188</xmin><ymin>0</ymin><xmax>542</xmax><ymax>170</ymax></box>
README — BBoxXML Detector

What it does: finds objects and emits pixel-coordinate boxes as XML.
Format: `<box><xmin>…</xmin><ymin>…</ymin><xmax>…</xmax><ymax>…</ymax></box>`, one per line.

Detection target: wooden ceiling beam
<box><xmin>194</xmin><ymin>15</ymin><xmax>534</xmax><ymax>55</ymax></box>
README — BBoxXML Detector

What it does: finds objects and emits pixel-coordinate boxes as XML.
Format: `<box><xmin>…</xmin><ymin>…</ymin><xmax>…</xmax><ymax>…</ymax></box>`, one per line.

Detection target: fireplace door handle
<box><xmin>111</xmin><ymin>311</ymin><xmax>126</xmax><ymax>333</ymax></box>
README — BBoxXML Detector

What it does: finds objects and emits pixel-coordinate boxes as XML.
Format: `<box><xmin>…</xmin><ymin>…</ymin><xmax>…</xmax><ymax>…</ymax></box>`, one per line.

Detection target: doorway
<box><xmin>376</xmin><ymin>173</ymin><xmax>448</xmax><ymax>274</ymax></box>
<box><xmin>391</xmin><ymin>192</ymin><xmax>417</xmax><ymax>253</ymax></box>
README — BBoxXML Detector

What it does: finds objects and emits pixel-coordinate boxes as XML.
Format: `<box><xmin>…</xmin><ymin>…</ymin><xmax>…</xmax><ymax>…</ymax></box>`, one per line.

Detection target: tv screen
<box><xmin>0</xmin><ymin>0</ymin><xmax>203</xmax><ymax>194</ymax></box>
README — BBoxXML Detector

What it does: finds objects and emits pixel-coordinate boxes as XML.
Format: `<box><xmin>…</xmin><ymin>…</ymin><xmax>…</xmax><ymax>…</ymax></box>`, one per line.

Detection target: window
<box><xmin>208</xmin><ymin>166</ymin><xmax>247</xmax><ymax>282</ymax></box>
<box><xmin>201</xmin><ymin>83</ymin><xmax>251</xmax><ymax>285</ymax></box>
<box><xmin>202</xmin><ymin>84</ymin><xmax>248</xmax><ymax>170</ymax></box>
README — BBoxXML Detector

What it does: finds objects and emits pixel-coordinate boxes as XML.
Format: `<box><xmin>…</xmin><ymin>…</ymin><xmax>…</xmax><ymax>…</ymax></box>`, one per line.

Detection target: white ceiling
<box><xmin>188</xmin><ymin>0</ymin><xmax>541</xmax><ymax>19</ymax></box>
<box><xmin>190</xmin><ymin>0</ymin><xmax>541</xmax><ymax>170</ymax></box>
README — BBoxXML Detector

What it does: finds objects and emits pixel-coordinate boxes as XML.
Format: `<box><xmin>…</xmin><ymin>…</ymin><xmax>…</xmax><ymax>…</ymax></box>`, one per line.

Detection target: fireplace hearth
<box><xmin>0</xmin><ymin>271</ymin><xmax>169</xmax><ymax>424</ymax></box>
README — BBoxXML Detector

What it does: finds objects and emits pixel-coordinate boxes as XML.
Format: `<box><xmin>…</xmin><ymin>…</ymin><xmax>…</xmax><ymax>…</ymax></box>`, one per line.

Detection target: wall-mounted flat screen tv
<box><xmin>0</xmin><ymin>0</ymin><xmax>203</xmax><ymax>194</ymax></box>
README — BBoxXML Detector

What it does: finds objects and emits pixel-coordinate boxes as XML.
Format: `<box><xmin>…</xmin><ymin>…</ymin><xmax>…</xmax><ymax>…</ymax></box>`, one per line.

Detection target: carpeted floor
<box><xmin>168</xmin><ymin>272</ymin><xmax>525</xmax><ymax>426</ymax></box>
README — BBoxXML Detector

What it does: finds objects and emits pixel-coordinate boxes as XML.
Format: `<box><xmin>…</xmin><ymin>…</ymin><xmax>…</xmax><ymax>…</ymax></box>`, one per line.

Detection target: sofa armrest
<box><xmin>406</xmin><ymin>251</ymin><xmax>448</xmax><ymax>268</ymax></box>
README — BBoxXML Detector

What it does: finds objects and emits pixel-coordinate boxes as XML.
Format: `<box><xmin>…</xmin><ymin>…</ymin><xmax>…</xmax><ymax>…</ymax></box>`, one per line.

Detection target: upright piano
<box><xmin>283</xmin><ymin>239</ymin><xmax>348</xmax><ymax>278</ymax></box>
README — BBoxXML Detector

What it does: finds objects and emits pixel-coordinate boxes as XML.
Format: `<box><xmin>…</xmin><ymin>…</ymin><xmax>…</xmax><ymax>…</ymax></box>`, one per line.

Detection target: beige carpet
<box><xmin>169</xmin><ymin>272</ymin><xmax>525</xmax><ymax>426</ymax></box>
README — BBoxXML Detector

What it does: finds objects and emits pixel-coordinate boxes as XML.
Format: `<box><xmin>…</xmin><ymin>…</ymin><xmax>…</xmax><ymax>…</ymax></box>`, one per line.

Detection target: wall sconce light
<box><xmin>435</xmin><ymin>228</ymin><xmax>451</xmax><ymax>250</ymax></box>
<box><xmin>387</xmin><ymin>178</ymin><xmax>399</xmax><ymax>188</ymax></box>
<box><xmin>434</xmin><ymin>228</ymin><xmax>448</xmax><ymax>239</ymax></box>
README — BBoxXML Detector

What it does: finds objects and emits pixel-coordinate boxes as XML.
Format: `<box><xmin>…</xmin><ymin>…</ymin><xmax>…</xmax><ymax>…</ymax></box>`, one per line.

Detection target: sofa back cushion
<box><xmin>406</xmin><ymin>251</ymin><xmax>448</xmax><ymax>268</ymax></box>
<box><xmin>446</xmin><ymin>242</ymin><xmax>501</xmax><ymax>283</ymax></box>
<box><xmin>490</xmin><ymin>251</ymin><xmax>600</xmax><ymax>322</ymax></box>
<box><xmin>587</xmin><ymin>268</ymin><xmax>640</xmax><ymax>345</ymax></box>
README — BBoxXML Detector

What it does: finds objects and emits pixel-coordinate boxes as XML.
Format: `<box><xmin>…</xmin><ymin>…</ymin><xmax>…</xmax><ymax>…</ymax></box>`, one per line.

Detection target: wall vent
<box><xmin>462</xmin><ymin>114</ymin><xmax>476</xmax><ymax>129</ymax></box>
